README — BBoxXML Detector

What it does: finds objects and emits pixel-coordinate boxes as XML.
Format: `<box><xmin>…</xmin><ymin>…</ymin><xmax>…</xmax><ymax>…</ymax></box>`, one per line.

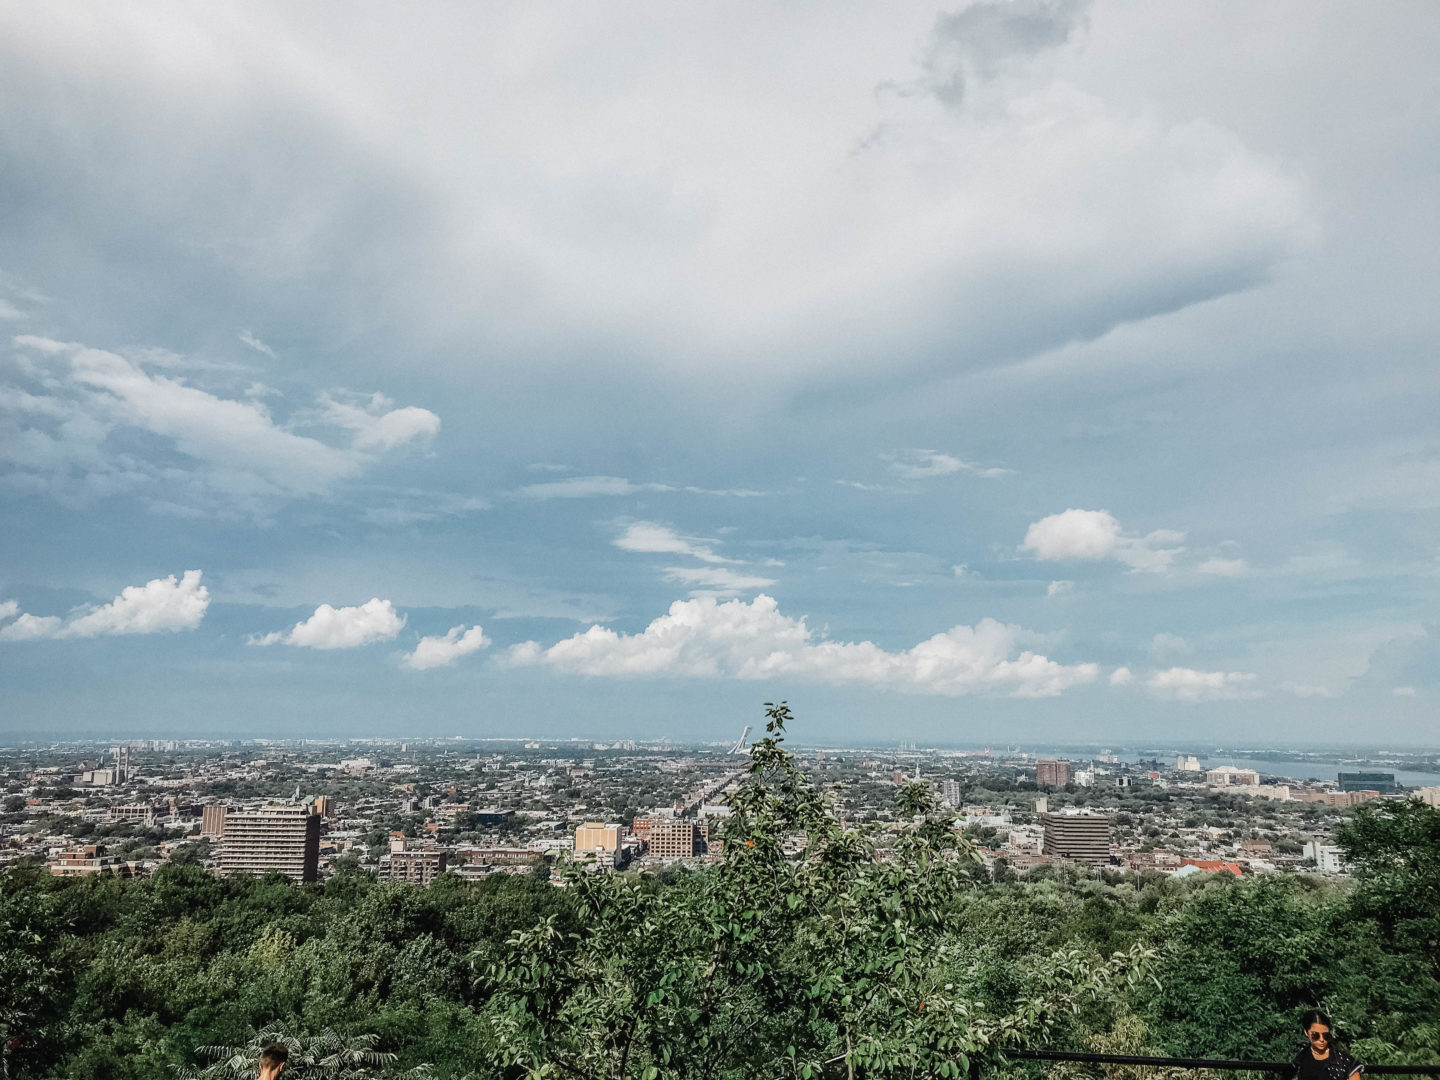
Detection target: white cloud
<box><xmin>252</xmin><ymin>598</ymin><xmax>405</xmax><ymax>650</ymax></box>
<box><xmin>510</xmin><ymin>594</ymin><xmax>1098</xmax><ymax>698</ymax></box>
<box><xmin>886</xmin><ymin>449</ymin><xmax>1013</xmax><ymax>480</ymax></box>
<box><xmin>0</xmin><ymin>613</ymin><xmax>65</xmax><ymax>641</ymax></box>
<box><xmin>318</xmin><ymin>392</ymin><xmax>441</xmax><ymax>452</ymax></box>
<box><xmin>1046</xmin><ymin>579</ymin><xmax>1073</xmax><ymax>597</ymax></box>
<box><xmin>1146</xmin><ymin>666</ymin><xmax>1261</xmax><ymax>702</ymax></box>
<box><xmin>1109</xmin><ymin>666</ymin><xmax>1134</xmax><ymax>686</ymax></box>
<box><xmin>1281</xmin><ymin>682</ymin><xmax>1336</xmax><ymax>698</ymax></box>
<box><xmin>0</xmin><ymin>599</ymin><xmax>17</xmax><ymax>620</ymax></box>
<box><xmin>1148</xmin><ymin>632</ymin><xmax>1190</xmax><ymax>659</ymax></box>
<box><xmin>2</xmin><ymin>336</ymin><xmax>440</xmax><ymax>514</ymax></box>
<box><xmin>1393</xmin><ymin>686</ymin><xmax>1417</xmax><ymax>697</ymax></box>
<box><xmin>614</xmin><ymin>521</ymin><xmax>730</xmax><ymax>563</ymax></box>
<box><xmin>0</xmin><ymin>571</ymin><xmax>209</xmax><ymax>641</ymax></box>
<box><xmin>237</xmin><ymin>330</ymin><xmax>276</xmax><ymax>358</ymax></box>
<box><xmin>663</xmin><ymin>566</ymin><xmax>777</xmax><ymax>595</ymax></box>
<box><xmin>518</xmin><ymin>475</ymin><xmax>671</xmax><ymax>500</ymax></box>
<box><xmin>1197</xmin><ymin>557</ymin><xmax>1250</xmax><ymax>577</ymax></box>
<box><xmin>1021</xmin><ymin>508</ymin><xmax>1185</xmax><ymax>572</ymax></box>
<box><xmin>402</xmin><ymin>624</ymin><xmax>490</xmax><ymax>670</ymax></box>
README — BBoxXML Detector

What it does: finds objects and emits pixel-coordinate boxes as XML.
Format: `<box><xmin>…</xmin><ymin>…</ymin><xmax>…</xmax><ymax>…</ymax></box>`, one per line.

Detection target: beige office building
<box><xmin>574</xmin><ymin>822</ymin><xmax>623</xmax><ymax>854</ymax></box>
<box><xmin>1041</xmin><ymin>812</ymin><xmax>1112</xmax><ymax>864</ymax></box>
<box><xmin>218</xmin><ymin>804</ymin><xmax>320</xmax><ymax>882</ymax></box>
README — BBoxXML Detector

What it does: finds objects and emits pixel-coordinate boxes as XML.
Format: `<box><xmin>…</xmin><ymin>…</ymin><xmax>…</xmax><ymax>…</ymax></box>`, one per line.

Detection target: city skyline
<box><xmin>3</xmin><ymin>3</ymin><xmax>1439</xmax><ymax>743</ymax></box>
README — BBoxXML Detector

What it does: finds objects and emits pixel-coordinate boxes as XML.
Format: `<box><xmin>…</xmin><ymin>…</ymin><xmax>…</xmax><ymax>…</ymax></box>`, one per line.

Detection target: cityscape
<box><xmin>8</xmin><ymin>735</ymin><xmax>1438</xmax><ymax>886</ymax></box>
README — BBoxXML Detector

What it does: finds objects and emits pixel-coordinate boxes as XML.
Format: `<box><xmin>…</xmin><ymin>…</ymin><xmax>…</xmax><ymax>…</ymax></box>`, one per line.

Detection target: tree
<box><xmin>0</xmin><ymin>883</ymin><xmax>63</xmax><ymax>1079</ymax></box>
<box><xmin>1334</xmin><ymin>799</ymin><xmax>1440</xmax><ymax>974</ymax></box>
<box><xmin>485</xmin><ymin>703</ymin><xmax>1156</xmax><ymax>1079</ymax></box>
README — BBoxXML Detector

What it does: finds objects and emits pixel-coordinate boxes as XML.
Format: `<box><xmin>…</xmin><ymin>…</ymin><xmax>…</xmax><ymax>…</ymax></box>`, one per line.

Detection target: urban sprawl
<box><xmin>5</xmin><ymin>738</ymin><xmax>1439</xmax><ymax>885</ymax></box>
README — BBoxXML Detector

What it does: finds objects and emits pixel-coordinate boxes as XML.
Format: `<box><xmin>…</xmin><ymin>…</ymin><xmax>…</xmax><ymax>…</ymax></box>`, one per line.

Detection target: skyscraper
<box><xmin>218</xmin><ymin>804</ymin><xmax>320</xmax><ymax>882</ymax></box>
<box><xmin>1035</xmin><ymin>759</ymin><xmax>1071</xmax><ymax>788</ymax></box>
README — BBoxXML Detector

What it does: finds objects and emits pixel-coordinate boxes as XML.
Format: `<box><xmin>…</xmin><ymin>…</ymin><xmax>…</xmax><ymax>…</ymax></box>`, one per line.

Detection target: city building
<box><xmin>1338</xmin><ymin>771</ymin><xmax>1397</xmax><ymax>794</ymax></box>
<box><xmin>218</xmin><ymin>803</ymin><xmax>320</xmax><ymax>882</ymax></box>
<box><xmin>380</xmin><ymin>838</ymin><xmax>446</xmax><ymax>884</ymax></box>
<box><xmin>1304</xmin><ymin>840</ymin><xmax>1345</xmax><ymax>873</ymax></box>
<box><xmin>574</xmin><ymin>822</ymin><xmax>623</xmax><ymax>855</ymax></box>
<box><xmin>630</xmin><ymin>811</ymin><xmax>676</xmax><ymax>845</ymax></box>
<box><xmin>1320</xmin><ymin>789</ymin><xmax>1379</xmax><ymax>808</ymax></box>
<box><xmin>106</xmin><ymin>803</ymin><xmax>157</xmax><ymax>824</ymax></box>
<box><xmin>47</xmin><ymin>844</ymin><xmax>130</xmax><ymax>877</ymax></box>
<box><xmin>1175</xmin><ymin>755</ymin><xmax>1201</xmax><ymax>772</ymax></box>
<box><xmin>201</xmin><ymin>804</ymin><xmax>228</xmax><ymax>839</ymax></box>
<box><xmin>1205</xmin><ymin>766</ymin><xmax>1260</xmax><ymax>787</ymax></box>
<box><xmin>1041</xmin><ymin>811</ymin><xmax>1111</xmax><ymax>864</ymax></box>
<box><xmin>1415</xmin><ymin>786</ymin><xmax>1440</xmax><ymax>807</ymax></box>
<box><xmin>1035</xmin><ymin>760</ymin><xmax>1071</xmax><ymax>788</ymax></box>
<box><xmin>940</xmin><ymin>779</ymin><xmax>961</xmax><ymax>807</ymax></box>
<box><xmin>312</xmin><ymin>794</ymin><xmax>333</xmax><ymax>817</ymax></box>
<box><xmin>647</xmin><ymin>820</ymin><xmax>707</xmax><ymax>859</ymax></box>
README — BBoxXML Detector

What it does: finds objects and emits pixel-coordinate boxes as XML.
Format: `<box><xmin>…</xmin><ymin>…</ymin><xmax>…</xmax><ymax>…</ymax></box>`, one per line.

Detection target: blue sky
<box><xmin>2</xmin><ymin>2</ymin><xmax>1438</xmax><ymax>744</ymax></box>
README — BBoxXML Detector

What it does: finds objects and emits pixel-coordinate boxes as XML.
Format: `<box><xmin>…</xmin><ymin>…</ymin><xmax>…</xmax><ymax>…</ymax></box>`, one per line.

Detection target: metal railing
<box><xmin>767</xmin><ymin>1049</ymin><xmax>1440</xmax><ymax>1080</ymax></box>
<box><xmin>1007</xmin><ymin>1050</ymin><xmax>1440</xmax><ymax>1076</ymax></box>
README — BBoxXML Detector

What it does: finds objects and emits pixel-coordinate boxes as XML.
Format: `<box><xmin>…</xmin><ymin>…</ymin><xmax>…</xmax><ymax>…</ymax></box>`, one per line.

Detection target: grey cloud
<box><xmin>0</xmin><ymin>5</ymin><xmax>1308</xmax><ymax>395</ymax></box>
<box><xmin>924</xmin><ymin>0</ymin><xmax>1090</xmax><ymax>106</ymax></box>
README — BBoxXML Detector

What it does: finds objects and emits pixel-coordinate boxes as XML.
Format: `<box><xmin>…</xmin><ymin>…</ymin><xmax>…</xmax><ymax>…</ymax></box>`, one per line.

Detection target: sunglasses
<box><xmin>1308</xmin><ymin>1032</ymin><xmax>1330</xmax><ymax>1042</ymax></box>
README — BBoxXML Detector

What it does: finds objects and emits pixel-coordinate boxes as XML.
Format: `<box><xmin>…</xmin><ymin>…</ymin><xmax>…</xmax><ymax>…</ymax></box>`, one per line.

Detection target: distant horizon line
<box><xmin>5</xmin><ymin>734</ymin><xmax>1439</xmax><ymax>756</ymax></box>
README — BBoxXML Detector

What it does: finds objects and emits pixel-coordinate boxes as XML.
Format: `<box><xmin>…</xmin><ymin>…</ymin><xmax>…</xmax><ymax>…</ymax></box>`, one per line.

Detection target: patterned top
<box><xmin>1292</xmin><ymin>1042</ymin><xmax>1364</xmax><ymax>1080</ymax></box>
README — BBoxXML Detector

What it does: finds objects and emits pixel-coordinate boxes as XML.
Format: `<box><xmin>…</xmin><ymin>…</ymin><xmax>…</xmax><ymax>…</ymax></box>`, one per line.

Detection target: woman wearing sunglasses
<box><xmin>1292</xmin><ymin>1011</ymin><xmax>1364</xmax><ymax>1080</ymax></box>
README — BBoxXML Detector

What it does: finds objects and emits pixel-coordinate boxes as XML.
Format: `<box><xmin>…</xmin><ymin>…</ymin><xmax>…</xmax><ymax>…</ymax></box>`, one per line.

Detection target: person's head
<box><xmin>258</xmin><ymin>1043</ymin><xmax>288</xmax><ymax>1079</ymax></box>
<box><xmin>1301</xmin><ymin>1011</ymin><xmax>1335</xmax><ymax>1052</ymax></box>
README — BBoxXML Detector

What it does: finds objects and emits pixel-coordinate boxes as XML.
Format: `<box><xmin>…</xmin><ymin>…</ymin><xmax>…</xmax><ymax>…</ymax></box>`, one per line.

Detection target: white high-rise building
<box><xmin>218</xmin><ymin>804</ymin><xmax>320</xmax><ymax>882</ymax></box>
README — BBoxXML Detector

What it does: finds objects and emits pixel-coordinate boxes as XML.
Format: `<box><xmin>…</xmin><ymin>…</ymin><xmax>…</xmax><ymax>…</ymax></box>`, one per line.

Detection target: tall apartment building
<box><xmin>647</xmin><ymin>820</ymin><xmax>706</xmax><ymax>859</ymax></box>
<box><xmin>940</xmin><ymin>779</ymin><xmax>962</xmax><ymax>807</ymax></box>
<box><xmin>1035</xmin><ymin>760</ymin><xmax>1071</xmax><ymax>788</ymax></box>
<box><xmin>218</xmin><ymin>804</ymin><xmax>320</xmax><ymax>882</ymax></box>
<box><xmin>380</xmin><ymin>838</ymin><xmax>446</xmax><ymax>884</ymax></box>
<box><xmin>630</xmin><ymin>813</ymin><xmax>675</xmax><ymax>844</ymax></box>
<box><xmin>1041</xmin><ymin>811</ymin><xmax>1111</xmax><ymax>864</ymax></box>
<box><xmin>201</xmin><ymin>804</ymin><xmax>228</xmax><ymax>839</ymax></box>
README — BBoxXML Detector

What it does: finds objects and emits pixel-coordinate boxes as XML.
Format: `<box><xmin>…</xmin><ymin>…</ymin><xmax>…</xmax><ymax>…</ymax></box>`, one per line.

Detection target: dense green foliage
<box><xmin>2</xmin><ymin>708</ymin><xmax>1437</xmax><ymax>1079</ymax></box>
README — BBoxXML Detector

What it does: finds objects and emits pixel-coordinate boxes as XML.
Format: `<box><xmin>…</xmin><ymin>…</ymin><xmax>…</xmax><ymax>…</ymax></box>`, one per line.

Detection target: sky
<box><xmin>2</xmin><ymin>1</ymin><xmax>1438</xmax><ymax>745</ymax></box>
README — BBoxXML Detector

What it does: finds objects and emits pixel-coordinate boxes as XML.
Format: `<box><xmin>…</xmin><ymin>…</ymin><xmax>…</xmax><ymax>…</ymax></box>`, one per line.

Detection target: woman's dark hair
<box><xmin>1300</xmin><ymin>1011</ymin><xmax>1333</xmax><ymax>1032</ymax></box>
<box><xmin>259</xmin><ymin>1043</ymin><xmax>289</xmax><ymax>1066</ymax></box>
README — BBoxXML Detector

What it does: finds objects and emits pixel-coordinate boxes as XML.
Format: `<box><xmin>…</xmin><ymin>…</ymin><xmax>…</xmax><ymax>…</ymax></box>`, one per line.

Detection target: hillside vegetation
<box><xmin>2</xmin><ymin>705</ymin><xmax>1437</xmax><ymax>1079</ymax></box>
